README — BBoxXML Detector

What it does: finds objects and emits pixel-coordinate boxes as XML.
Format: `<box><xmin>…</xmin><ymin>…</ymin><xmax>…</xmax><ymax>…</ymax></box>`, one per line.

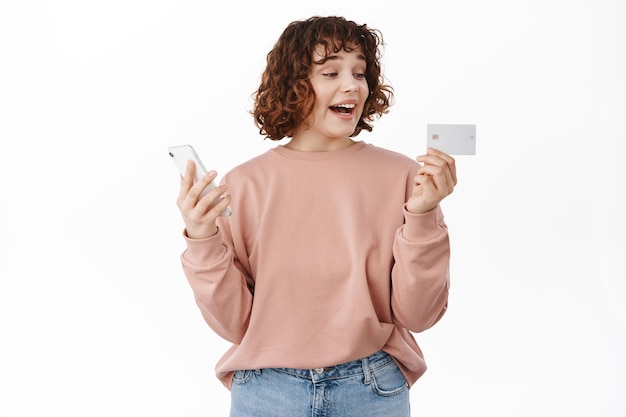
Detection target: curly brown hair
<box><xmin>252</xmin><ymin>16</ymin><xmax>394</xmax><ymax>141</ymax></box>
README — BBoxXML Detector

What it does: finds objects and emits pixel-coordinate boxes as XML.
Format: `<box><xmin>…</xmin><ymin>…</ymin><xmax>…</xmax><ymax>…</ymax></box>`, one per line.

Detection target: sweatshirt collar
<box><xmin>272</xmin><ymin>141</ymin><xmax>367</xmax><ymax>161</ymax></box>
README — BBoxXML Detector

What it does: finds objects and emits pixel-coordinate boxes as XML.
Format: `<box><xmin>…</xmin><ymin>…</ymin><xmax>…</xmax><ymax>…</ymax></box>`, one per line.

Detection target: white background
<box><xmin>1</xmin><ymin>0</ymin><xmax>624</xmax><ymax>416</ymax></box>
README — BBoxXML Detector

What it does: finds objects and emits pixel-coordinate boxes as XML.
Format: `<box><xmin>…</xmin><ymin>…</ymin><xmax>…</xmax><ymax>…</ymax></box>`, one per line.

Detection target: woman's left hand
<box><xmin>406</xmin><ymin>148</ymin><xmax>457</xmax><ymax>214</ymax></box>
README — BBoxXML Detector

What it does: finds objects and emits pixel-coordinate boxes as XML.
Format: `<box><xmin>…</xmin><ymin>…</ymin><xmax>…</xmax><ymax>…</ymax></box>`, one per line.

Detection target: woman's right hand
<box><xmin>176</xmin><ymin>161</ymin><xmax>231</xmax><ymax>239</ymax></box>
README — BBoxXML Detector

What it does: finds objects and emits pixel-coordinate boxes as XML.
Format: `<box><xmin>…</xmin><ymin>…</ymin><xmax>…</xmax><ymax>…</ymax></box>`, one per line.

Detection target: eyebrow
<box><xmin>325</xmin><ymin>53</ymin><xmax>367</xmax><ymax>62</ymax></box>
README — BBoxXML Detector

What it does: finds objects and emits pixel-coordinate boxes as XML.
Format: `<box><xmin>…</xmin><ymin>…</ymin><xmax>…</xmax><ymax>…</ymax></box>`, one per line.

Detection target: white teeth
<box><xmin>334</xmin><ymin>103</ymin><xmax>355</xmax><ymax>108</ymax></box>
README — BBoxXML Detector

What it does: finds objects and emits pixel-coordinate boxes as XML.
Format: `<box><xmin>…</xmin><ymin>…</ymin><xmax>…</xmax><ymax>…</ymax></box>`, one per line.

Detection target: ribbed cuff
<box><xmin>182</xmin><ymin>228</ymin><xmax>226</xmax><ymax>266</ymax></box>
<box><xmin>402</xmin><ymin>205</ymin><xmax>445</xmax><ymax>242</ymax></box>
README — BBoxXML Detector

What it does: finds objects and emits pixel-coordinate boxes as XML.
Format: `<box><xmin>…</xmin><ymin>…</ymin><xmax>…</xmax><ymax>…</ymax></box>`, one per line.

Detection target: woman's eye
<box><xmin>354</xmin><ymin>73</ymin><xmax>366</xmax><ymax>79</ymax></box>
<box><xmin>323</xmin><ymin>72</ymin><xmax>338</xmax><ymax>77</ymax></box>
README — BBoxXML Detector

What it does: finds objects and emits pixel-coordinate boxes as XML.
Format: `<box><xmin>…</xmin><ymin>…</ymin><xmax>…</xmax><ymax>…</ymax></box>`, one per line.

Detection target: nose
<box><xmin>343</xmin><ymin>83</ymin><xmax>358</xmax><ymax>93</ymax></box>
<box><xmin>342</xmin><ymin>74</ymin><xmax>358</xmax><ymax>93</ymax></box>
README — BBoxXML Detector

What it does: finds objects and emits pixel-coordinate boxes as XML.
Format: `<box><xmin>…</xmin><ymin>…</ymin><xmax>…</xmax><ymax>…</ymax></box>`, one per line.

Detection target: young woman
<box><xmin>176</xmin><ymin>15</ymin><xmax>456</xmax><ymax>416</ymax></box>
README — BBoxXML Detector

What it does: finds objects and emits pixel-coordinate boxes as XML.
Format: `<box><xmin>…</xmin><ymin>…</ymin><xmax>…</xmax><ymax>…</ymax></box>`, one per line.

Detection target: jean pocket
<box><xmin>370</xmin><ymin>360</ymin><xmax>409</xmax><ymax>397</ymax></box>
<box><xmin>232</xmin><ymin>369</ymin><xmax>257</xmax><ymax>385</ymax></box>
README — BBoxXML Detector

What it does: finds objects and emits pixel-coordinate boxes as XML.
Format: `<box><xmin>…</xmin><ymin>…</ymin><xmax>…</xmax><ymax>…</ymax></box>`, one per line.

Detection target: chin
<box><xmin>333</xmin><ymin>124</ymin><xmax>359</xmax><ymax>137</ymax></box>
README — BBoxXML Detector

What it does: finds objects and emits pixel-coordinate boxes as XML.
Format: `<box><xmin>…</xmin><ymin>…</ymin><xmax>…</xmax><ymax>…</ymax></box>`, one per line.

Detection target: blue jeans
<box><xmin>229</xmin><ymin>350</ymin><xmax>410</xmax><ymax>417</ymax></box>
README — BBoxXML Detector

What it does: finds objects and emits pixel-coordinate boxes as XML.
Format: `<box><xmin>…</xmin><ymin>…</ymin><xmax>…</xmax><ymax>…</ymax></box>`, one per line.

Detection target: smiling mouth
<box><xmin>330</xmin><ymin>103</ymin><xmax>356</xmax><ymax>115</ymax></box>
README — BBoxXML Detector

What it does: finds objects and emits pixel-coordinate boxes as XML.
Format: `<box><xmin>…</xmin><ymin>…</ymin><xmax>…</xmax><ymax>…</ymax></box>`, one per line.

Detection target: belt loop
<box><xmin>361</xmin><ymin>355</ymin><xmax>372</xmax><ymax>385</ymax></box>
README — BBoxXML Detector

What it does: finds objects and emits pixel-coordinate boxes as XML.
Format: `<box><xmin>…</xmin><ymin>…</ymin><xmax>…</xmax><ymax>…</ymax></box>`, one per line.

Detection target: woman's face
<box><xmin>292</xmin><ymin>44</ymin><xmax>370</xmax><ymax>148</ymax></box>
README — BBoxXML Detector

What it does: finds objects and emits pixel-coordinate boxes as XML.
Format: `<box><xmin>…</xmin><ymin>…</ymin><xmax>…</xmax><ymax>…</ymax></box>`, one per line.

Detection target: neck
<box><xmin>285</xmin><ymin>136</ymin><xmax>355</xmax><ymax>152</ymax></box>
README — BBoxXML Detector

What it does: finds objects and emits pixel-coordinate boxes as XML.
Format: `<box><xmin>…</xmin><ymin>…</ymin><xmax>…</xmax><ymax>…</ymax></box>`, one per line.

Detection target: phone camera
<box><xmin>168</xmin><ymin>152</ymin><xmax>174</xmax><ymax>157</ymax></box>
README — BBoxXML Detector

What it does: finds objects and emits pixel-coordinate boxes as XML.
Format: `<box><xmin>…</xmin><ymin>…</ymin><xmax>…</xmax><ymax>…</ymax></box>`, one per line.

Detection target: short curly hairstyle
<box><xmin>252</xmin><ymin>16</ymin><xmax>394</xmax><ymax>141</ymax></box>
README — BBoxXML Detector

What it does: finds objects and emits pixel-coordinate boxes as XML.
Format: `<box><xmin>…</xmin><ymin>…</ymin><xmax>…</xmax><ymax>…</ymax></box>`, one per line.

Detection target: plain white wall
<box><xmin>1</xmin><ymin>0</ymin><xmax>624</xmax><ymax>416</ymax></box>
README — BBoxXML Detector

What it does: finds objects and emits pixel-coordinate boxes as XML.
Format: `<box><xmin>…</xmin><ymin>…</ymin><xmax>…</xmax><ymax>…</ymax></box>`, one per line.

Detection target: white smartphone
<box><xmin>426</xmin><ymin>124</ymin><xmax>476</xmax><ymax>155</ymax></box>
<box><xmin>168</xmin><ymin>144</ymin><xmax>232</xmax><ymax>217</ymax></box>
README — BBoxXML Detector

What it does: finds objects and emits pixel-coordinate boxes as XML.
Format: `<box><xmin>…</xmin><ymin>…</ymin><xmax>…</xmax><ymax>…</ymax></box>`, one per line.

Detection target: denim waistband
<box><xmin>272</xmin><ymin>350</ymin><xmax>392</xmax><ymax>383</ymax></box>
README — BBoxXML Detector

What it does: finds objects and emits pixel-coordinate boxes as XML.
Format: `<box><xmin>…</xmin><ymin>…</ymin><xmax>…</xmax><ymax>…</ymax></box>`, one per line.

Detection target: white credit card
<box><xmin>427</xmin><ymin>124</ymin><xmax>476</xmax><ymax>155</ymax></box>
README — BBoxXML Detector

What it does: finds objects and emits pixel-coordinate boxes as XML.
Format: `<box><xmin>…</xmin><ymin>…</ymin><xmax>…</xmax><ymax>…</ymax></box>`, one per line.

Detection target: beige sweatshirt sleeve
<box><xmin>181</xmin><ymin>228</ymin><xmax>253</xmax><ymax>343</ymax></box>
<box><xmin>391</xmin><ymin>205</ymin><xmax>450</xmax><ymax>333</ymax></box>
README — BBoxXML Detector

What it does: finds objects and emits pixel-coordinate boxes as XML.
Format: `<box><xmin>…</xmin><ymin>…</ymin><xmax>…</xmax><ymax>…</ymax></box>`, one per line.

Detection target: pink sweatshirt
<box><xmin>180</xmin><ymin>141</ymin><xmax>450</xmax><ymax>389</ymax></box>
